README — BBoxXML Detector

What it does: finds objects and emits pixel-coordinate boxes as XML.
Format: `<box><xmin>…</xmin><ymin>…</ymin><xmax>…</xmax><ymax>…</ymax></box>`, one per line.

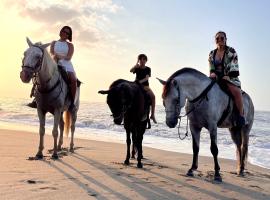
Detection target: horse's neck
<box><xmin>38</xmin><ymin>51</ymin><xmax>58</xmax><ymax>84</ymax></box>
<box><xmin>177</xmin><ymin>74</ymin><xmax>211</xmax><ymax>101</ymax></box>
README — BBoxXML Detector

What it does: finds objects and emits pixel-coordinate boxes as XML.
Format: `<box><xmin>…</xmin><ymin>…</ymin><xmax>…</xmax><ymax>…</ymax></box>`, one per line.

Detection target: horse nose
<box><xmin>20</xmin><ymin>70</ymin><xmax>31</xmax><ymax>83</ymax></box>
<box><xmin>166</xmin><ymin>118</ymin><xmax>178</xmax><ymax>128</ymax></box>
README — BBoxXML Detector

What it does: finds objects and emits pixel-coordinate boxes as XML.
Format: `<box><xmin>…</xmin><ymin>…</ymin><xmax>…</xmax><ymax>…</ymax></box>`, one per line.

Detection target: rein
<box><xmin>176</xmin><ymin>80</ymin><xmax>216</xmax><ymax>140</ymax></box>
<box><xmin>22</xmin><ymin>45</ymin><xmax>63</xmax><ymax>101</ymax></box>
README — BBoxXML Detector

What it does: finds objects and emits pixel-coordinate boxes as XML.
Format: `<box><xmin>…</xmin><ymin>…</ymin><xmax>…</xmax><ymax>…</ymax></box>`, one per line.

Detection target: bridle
<box><xmin>165</xmin><ymin>80</ymin><xmax>216</xmax><ymax>140</ymax></box>
<box><xmin>21</xmin><ymin>45</ymin><xmax>44</xmax><ymax>74</ymax></box>
<box><xmin>21</xmin><ymin>45</ymin><xmax>62</xmax><ymax>99</ymax></box>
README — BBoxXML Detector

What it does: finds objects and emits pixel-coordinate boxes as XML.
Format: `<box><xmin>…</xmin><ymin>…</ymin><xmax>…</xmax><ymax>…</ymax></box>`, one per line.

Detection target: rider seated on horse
<box><xmin>209</xmin><ymin>31</ymin><xmax>245</xmax><ymax>126</ymax></box>
<box><xmin>28</xmin><ymin>26</ymin><xmax>77</xmax><ymax>110</ymax></box>
<box><xmin>130</xmin><ymin>54</ymin><xmax>157</xmax><ymax>124</ymax></box>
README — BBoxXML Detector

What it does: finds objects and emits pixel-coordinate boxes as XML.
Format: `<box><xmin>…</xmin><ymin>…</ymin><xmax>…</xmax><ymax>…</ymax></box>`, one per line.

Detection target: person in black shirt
<box><xmin>130</xmin><ymin>54</ymin><xmax>157</xmax><ymax>123</ymax></box>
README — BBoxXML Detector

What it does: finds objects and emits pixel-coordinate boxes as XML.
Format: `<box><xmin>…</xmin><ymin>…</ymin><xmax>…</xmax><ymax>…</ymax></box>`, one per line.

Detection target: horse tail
<box><xmin>63</xmin><ymin>111</ymin><xmax>71</xmax><ymax>137</ymax></box>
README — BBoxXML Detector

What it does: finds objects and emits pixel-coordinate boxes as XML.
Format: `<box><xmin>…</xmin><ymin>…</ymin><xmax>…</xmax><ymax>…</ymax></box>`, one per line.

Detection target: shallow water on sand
<box><xmin>0</xmin><ymin>97</ymin><xmax>269</xmax><ymax>169</ymax></box>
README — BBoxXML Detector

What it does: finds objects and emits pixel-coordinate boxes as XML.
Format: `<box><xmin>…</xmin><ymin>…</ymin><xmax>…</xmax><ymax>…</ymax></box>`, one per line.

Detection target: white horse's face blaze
<box><xmin>163</xmin><ymin>81</ymin><xmax>181</xmax><ymax>128</ymax></box>
<box><xmin>20</xmin><ymin>47</ymin><xmax>43</xmax><ymax>83</ymax></box>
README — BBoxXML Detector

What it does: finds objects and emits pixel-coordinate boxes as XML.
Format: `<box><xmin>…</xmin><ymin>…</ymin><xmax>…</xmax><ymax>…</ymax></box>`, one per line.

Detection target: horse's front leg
<box><xmin>36</xmin><ymin>108</ymin><xmax>46</xmax><ymax>159</ymax></box>
<box><xmin>52</xmin><ymin>109</ymin><xmax>61</xmax><ymax>159</ymax></box>
<box><xmin>124</xmin><ymin>129</ymin><xmax>131</xmax><ymax>165</ymax></box>
<box><xmin>187</xmin><ymin>125</ymin><xmax>201</xmax><ymax>176</ymax></box>
<box><xmin>209</xmin><ymin>127</ymin><xmax>222</xmax><ymax>182</ymax></box>
<box><xmin>57</xmin><ymin>113</ymin><xmax>64</xmax><ymax>151</ymax></box>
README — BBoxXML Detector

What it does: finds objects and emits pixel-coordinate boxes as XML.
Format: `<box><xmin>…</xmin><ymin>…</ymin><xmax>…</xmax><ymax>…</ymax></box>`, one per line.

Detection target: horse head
<box><xmin>98</xmin><ymin>81</ymin><xmax>133</xmax><ymax>125</ymax></box>
<box><xmin>157</xmin><ymin>77</ymin><xmax>184</xmax><ymax>128</ymax></box>
<box><xmin>20</xmin><ymin>37</ymin><xmax>50</xmax><ymax>83</ymax></box>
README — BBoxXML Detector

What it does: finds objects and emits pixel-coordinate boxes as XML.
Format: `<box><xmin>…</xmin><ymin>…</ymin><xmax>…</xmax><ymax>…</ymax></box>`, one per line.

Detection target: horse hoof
<box><xmin>214</xmin><ymin>175</ymin><xmax>222</xmax><ymax>182</ymax></box>
<box><xmin>69</xmin><ymin>148</ymin><xmax>74</xmax><ymax>153</ymax></box>
<box><xmin>186</xmin><ymin>170</ymin><xmax>194</xmax><ymax>177</ymax></box>
<box><xmin>124</xmin><ymin>160</ymin><xmax>130</xmax><ymax>165</ymax></box>
<box><xmin>35</xmin><ymin>154</ymin><xmax>43</xmax><ymax>160</ymax></box>
<box><xmin>131</xmin><ymin>155</ymin><xmax>135</xmax><ymax>159</ymax></box>
<box><xmin>137</xmin><ymin>163</ymin><xmax>143</xmax><ymax>168</ymax></box>
<box><xmin>237</xmin><ymin>171</ymin><xmax>245</xmax><ymax>177</ymax></box>
<box><xmin>51</xmin><ymin>153</ymin><xmax>59</xmax><ymax>159</ymax></box>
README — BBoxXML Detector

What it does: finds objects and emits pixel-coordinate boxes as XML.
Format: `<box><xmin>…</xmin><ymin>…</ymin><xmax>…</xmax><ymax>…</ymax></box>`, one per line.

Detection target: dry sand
<box><xmin>0</xmin><ymin>128</ymin><xmax>269</xmax><ymax>200</ymax></box>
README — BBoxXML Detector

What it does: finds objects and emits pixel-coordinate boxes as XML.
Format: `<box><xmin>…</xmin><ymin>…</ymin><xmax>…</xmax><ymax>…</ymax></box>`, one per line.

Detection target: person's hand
<box><xmin>222</xmin><ymin>76</ymin><xmax>230</xmax><ymax>81</ymax></box>
<box><xmin>210</xmin><ymin>73</ymin><xmax>217</xmax><ymax>79</ymax></box>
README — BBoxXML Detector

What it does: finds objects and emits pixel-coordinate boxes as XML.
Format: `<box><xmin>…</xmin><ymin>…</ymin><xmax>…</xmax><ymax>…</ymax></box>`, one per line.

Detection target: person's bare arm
<box><xmin>130</xmin><ymin>60</ymin><xmax>140</xmax><ymax>73</ymax></box>
<box><xmin>139</xmin><ymin>75</ymin><xmax>149</xmax><ymax>84</ymax></box>
<box><xmin>63</xmin><ymin>42</ymin><xmax>74</xmax><ymax>61</ymax></box>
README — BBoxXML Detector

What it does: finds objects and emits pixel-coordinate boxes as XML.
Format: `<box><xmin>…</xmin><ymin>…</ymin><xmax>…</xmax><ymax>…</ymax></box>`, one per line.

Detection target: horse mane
<box><xmin>109</xmin><ymin>79</ymin><xmax>133</xmax><ymax>89</ymax></box>
<box><xmin>162</xmin><ymin>67</ymin><xmax>208</xmax><ymax>98</ymax></box>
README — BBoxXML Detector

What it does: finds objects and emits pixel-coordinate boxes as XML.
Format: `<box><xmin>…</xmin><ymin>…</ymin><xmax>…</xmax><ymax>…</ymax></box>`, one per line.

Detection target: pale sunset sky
<box><xmin>0</xmin><ymin>0</ymin><xmax>270</xmax><ymax>110</ymax></box>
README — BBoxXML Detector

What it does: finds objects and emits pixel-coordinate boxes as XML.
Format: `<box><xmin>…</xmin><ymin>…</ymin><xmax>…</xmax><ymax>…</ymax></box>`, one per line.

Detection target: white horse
<box><xmin>20</xmin><ymin>37</ymin><xmax>80</xmax><ymax>159</ymax></box>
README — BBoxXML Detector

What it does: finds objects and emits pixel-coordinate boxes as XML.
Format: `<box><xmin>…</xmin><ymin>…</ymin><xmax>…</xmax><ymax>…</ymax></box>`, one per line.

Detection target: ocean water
<box><xmin>0</xmin><ymin>97</ymin><xmax>269</xmax><ymax>169</ymax></box>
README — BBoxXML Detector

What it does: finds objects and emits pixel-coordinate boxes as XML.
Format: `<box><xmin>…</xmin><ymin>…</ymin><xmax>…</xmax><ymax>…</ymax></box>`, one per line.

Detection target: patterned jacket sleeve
<box><xmin>208</xmin><ymin>50</ymin><xmax>215</xmax><ymax>73</ymax></box>
<box><xmin>227</xmin><ymin>48</ymin><xmax>239</xmax><ymax>78</ymax></box>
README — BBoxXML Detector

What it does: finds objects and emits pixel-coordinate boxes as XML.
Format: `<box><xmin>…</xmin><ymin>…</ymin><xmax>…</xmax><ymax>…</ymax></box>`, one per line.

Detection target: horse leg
<box><xmin>210</xmin><ymin>128</ymin><xmax>222</xmax><ymax>182</ymax></box>
<box><xmin>69</xmin><ymin>113</ymin><xmax>77</xmax><ymax>153</ymax></box>
<box><xmin>229</xmin><ymin>127</ymin><xmax>242</xmax><ymax>175</ymax></box>
<box><xmin>52</xmin><ymin>110</ymin><xmax>61</xmax><ymax>159</ymax></box>
<box><xmin>239</xmin><ymin>125</ymin><xmax>250</xmax><ymax>176</ymax></box>
<box><xmin>124</xmin><ymin>129</ymin><xmax>131</xmax><ymax>165</ymax></box>
<box><xmin>131</xmin><ymin>142</ymin><xmax>136</xmax><ymax>159</ymax></box>
<box><xmin>137</xmin><ymin>128</ymin><xmax>143</xmax><ymax>168</ymax></box>
<box><xmin>36</xmin><ymin>109</ymin><xmax>46</xmax><ymax>159</ymax></box>
<box><xmin>187</xmin><ymin>125</ymin><xmax>201</xmax><ymax>176</ymax></box>
<box><xmin>57</xmin><ymin>114</ymin><xmax>64</xmax><ymax>151</ymax></box>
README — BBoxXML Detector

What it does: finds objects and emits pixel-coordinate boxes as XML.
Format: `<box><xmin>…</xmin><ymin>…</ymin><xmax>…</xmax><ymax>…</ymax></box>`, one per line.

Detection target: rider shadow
<box><xmin>42</xmin><ymin>159</ymin><xmax>109</xmax><ymax>199</ymax></box>
<box><xmin>71</xmin><ymin>153</ymin><xmax>185</xmax><ymax>200</ymax></box>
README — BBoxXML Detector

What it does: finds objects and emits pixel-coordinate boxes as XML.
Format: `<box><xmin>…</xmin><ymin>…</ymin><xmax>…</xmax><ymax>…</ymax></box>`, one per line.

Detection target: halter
<box><xmin>21</xmin><ymin>45</ymin><xmax>62</xmax><ymax>99</ymax></box>
<box><xmin>21</xmin><ymin>45</ymin><xmax>44</xmax><ymax>73</ymax></box>
<box><xmin>166</xmin><ymin>80</ymin><xmax>216</xmax><ymax>140</ymax></box>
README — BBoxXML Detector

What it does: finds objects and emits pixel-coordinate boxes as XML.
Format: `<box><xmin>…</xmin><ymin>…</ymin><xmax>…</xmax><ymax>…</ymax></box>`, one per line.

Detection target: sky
<box><xmin>0</xmin><ymin>0</ymin><xmax>270</xmax><ymax>111</ymax></box>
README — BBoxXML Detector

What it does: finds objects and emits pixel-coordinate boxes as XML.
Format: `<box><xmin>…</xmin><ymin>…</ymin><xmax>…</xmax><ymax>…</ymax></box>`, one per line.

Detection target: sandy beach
<box><xmin>0</xmin><ymin>128</ymin><xmax>269</xmax><ymax>200</ymax></box>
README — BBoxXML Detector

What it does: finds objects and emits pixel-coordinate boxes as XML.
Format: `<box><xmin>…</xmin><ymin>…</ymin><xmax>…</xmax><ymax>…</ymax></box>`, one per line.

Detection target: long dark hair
<box><xmin>60</xmin><ymin>26</ymin><xmax>72</xmax><ymax>42</ymax></box>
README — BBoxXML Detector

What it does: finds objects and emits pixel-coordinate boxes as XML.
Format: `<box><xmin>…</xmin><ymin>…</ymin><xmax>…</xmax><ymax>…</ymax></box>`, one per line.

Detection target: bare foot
<box><xmin>150</xmin><ymin>115</ymin><xmax>157</xmax><ymax>124</ymax></box>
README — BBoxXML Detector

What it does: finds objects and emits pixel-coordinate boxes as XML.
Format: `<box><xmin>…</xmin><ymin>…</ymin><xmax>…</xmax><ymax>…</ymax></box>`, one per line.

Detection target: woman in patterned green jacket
<box><xmin>208</xmin><ymin>31</ymin><xmax>245</xmax><ymax>126</ymax></box>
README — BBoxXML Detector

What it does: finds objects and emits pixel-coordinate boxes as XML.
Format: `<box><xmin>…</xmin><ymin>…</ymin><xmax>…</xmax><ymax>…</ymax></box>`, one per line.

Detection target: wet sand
<box><xmin>0</xmin><ymin>128</ymin><xmax>269</xmax><ymax>200</ymax></box>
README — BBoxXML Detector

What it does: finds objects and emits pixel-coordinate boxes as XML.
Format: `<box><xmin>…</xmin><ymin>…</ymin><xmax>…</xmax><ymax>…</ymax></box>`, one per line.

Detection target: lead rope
<box><xmin>177</xmin><ymin>115</ymin><xmax>189</xmax><ymax>140</ymax></box>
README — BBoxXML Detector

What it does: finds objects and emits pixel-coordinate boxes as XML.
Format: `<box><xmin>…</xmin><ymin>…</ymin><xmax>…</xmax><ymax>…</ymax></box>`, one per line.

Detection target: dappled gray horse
<box><xmin>158</xmin><ymin>67</ymin><xmax>254</xmax><ymax>181</ymax></box>
<box><xmin>20</xmin><ymin>38</ymin><xmax>80</xmax><ymax>159</ymax></box>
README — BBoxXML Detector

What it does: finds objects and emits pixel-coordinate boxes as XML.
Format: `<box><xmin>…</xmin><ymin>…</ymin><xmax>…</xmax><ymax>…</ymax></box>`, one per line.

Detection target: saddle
<box><xmin>217</xmin><ymin>79</ymin><xmax>245</xmax><ymax>127</ymax></box>
<box><xmin>57</xmin><ymin>65</ymin><xmax>81</xmax><ymax>100</ymax></box>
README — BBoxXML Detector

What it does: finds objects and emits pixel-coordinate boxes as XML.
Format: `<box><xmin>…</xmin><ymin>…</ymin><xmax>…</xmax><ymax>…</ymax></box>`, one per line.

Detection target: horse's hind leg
<box><xmin>36</xmin><ymin>109</ymin><xmax>46</xmax><ymax>159</ymax></box>
<box><xmin>57</xmin><ymin>114</ymin><xmax>64</xmax><ymax>151</ymax></box>
<box><xmin>209</xmin><ymin>127</ymin><xmax>222</xmax><ymax>182</ymax></box>
<box><xmin>240</xmin><ymin>125</ymin><xmax>250</xmax><ymax>175</ymax></box>
<box><xmin>69</xmin><ymin>113</ymin><xmax>77</xmax><ymax>153</ymax></box>
<box><xmin>187</xmin><ymin>125</ymin><xmax>201</xmax><ymax>177</ymax></box>
<box><xmin>124</xmin><ymin>130</ymin><xmax>131</xmax><ymax>165</ymax></box>
<box><xmin>229</xmin><ymin>127</ymin><xmax>242</xmax><ymax>175</ymax></box>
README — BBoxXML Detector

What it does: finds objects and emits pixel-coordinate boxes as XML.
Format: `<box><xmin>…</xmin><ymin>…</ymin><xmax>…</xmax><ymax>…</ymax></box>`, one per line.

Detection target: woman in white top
<box><xmin>50</xmin><ymin>26</ymin><xmax>77</xmax><ymax>108</ymax></box>
<box><xmin>27</xmin><ymin>26</ymin><xmax>77</xmax><ymax>109</ymax></box>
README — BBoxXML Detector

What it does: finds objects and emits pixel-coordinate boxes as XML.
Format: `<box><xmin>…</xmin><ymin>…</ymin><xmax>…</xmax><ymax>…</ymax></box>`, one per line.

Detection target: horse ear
<box><xmin>156</xmin><ymin>77</ymin><xmax>166</xmax><ymax>85</ymax></box>
<box><xmin>40</xmin><ymin>43</ymin><xmax>51</xmax><ymax>49</ymax></box>
<box><xmin>98</xmin><ymin>90</ymin><xmax>109</xmax><ymax>95</ymax></box>
<box><xmin>26</xmin><ymin>37</ymin><xmax>33</xmax><ymax>47</ymax></box>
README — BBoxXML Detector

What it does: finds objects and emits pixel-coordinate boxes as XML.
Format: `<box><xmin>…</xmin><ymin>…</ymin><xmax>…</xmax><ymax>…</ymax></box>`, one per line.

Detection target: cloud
<box><xmin>3</xmin><ymin>0</ymin><xmax>123</xmax><ymax>48</ymax></box>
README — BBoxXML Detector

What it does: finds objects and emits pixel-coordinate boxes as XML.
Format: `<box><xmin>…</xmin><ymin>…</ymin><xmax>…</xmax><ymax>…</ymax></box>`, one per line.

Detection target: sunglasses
<box><xmin>215</xmin><ymin>36</ymin><xmax>225</xmax><ymax>41</ymax></box>
<box><xmin>62</xmin><ymin>30</ymin><xmax>70</xmax><ymax>35</ymax></box>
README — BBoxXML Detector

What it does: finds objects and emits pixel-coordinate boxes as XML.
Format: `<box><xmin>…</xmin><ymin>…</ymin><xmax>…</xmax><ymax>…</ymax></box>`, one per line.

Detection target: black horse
<box><xmin>99</xmin><ymin>79</ymin><xmax>150</xmax><ymax>168</ymax></box>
